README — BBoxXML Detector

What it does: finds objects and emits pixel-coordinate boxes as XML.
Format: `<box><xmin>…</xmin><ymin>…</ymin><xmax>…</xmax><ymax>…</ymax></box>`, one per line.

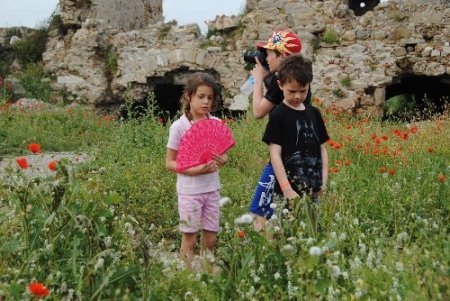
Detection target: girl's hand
<box><xmin>212</xmin><ymin>154</ymin><xmax>228</xmax><ymax>167</ymax></box>
<box><xmin>184</xmin><ymin>161</ymin><xmax>218</xmax><ymax>176</ymax></box>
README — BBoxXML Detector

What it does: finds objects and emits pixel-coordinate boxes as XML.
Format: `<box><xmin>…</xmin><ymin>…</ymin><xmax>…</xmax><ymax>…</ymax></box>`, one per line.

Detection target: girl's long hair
<box><xmin>181</xmin><ymin>72</ymin><xmax>220</xmax><ymax>120</ymax></box>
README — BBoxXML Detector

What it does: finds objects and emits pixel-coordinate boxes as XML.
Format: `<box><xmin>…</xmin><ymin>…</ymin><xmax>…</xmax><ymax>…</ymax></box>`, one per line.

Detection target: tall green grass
<box><xmin>0</xmin><ymin>105</ymin><xmax>448</xmax><ymax>300</ymax></box>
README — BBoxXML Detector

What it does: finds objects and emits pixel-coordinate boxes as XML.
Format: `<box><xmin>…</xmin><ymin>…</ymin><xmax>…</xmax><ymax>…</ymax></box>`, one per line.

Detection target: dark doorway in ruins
<box><xmin>121</xmin><ymin>68</ymin><xmax>222</xmax><ymax>121</ymax></box>
<box><xmin>150</xmin><ymin>69</ymin><xmax>222</xmax><ymax>121</ymax></box>
<box><xmin>347</xmin><ymin>0</ymin><xmax>380</xmax><ymax>16</ymax></box>
<box><xmin>383</xmin><ymin>74</ymin><xmax>450</xmax><ymax>121</ymax></box>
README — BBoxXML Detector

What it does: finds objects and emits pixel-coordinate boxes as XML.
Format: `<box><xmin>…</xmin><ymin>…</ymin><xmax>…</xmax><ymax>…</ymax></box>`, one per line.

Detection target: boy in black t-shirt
<box><xmin>249</xmin><ymin>31</ymin><xmax>311</xmax><ymax>231</ymax></box>
<box><xmin>262</xmin><ymin>55</ymin><xmax>329</xmax><ymax>230</ymax></box>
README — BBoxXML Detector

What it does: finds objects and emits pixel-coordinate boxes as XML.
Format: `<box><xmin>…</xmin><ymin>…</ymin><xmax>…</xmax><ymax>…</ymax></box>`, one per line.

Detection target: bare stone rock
<box><xmin>374</xmin><ymin>87</ymin><xmax>386</xmax><ymax>106</ymax></box>
<box><xmin>360</xmin><ymin>94</ymin><xmax>374</xmax><ymax>106</ymax></box>
<box><xmin>422</xmin><ymin>47</ymin><xmax>433</xmax><ymax>57</ymax></box>
<box><xmin>34</xmin><ymin>0</ymin><xmax>449</xmax><ymax>113</ymax></box>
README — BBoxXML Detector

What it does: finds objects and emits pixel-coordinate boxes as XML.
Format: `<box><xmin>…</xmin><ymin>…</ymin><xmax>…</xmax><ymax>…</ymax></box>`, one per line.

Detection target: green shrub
<box><xmin>12</xmin><ymin>29</ymin><xmax>48</xmax><ymax>65</ymax></box>
<box><xmin>17</xmin><ymin>63</ymin><xmax>53</xmax><ymax>102</ymax></box>
<box><xmin>96</xmin><ymin>45</ymin><xmax>118</xmax><ymax>76</ymax></box>
<box><xmin>322</xmin><ymin>28</ymin><xmax>339</xmax><ymax>44</ymax></box>
<box><xmin>341</xmin><ymin>75</ymin><xmax>352</xmax><ymax>88</ymax></box>
<box><xmin>0</xmin><ymin>61</ymin><xmax>10</xmax><ymax>78</ymax></box>
<box><xmin>0</xmin><ymin>77</ymin><xmax>16</xmax><ymax>106</ymax></box>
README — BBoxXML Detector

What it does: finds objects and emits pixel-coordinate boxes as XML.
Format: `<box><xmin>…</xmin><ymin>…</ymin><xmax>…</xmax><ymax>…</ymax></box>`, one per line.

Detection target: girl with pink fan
<box><xmin>165</xmin><ymin>72</ymin><xmax>235</xmax><ymax>270</ymax></box>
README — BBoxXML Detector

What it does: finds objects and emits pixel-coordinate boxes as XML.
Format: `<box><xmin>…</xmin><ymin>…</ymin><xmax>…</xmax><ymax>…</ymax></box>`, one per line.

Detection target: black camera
<box><xmin>243</xmin><ymin>48</ymin><xmax>269</xmax><ymax>70</ymax></box>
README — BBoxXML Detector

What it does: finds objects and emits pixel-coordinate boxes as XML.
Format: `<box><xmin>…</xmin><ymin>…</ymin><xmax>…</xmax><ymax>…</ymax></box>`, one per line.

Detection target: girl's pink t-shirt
<box><xmin>167</xmin><ymin>114</ymin><xmax>221</xmax><ymax>195</ymax></box>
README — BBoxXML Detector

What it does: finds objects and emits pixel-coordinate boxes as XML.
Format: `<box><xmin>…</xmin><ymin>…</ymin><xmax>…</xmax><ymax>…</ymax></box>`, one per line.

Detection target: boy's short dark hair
<box><xmin>277</xmin><ymin>54</ymin><xmax>313</xmax><ymax>86</ymax></box>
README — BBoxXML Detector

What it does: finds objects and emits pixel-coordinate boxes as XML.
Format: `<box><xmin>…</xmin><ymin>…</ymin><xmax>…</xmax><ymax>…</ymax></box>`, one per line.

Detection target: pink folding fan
<box><xmin>176</xmin><ymin>119</ymin><xmax>236</xmax><ymax>172</ymax></box>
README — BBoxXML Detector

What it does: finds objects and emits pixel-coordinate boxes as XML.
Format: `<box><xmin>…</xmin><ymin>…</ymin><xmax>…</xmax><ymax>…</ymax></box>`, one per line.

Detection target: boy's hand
<box><xmin>283</xmin><ymin>187</ymin><xmax>299</xmax><ymax>200</ymax></box>
<box><xmin>251</xmin><ymin>57</ymin><xmax>269</xmax><ymax>82</ymax></box>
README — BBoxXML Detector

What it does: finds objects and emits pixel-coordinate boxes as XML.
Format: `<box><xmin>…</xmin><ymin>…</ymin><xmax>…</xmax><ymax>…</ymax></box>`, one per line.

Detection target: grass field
<box><xmin>0</xmin><ymin>103</ymin><xmax>448</xmax><ymax>300</ymax></box>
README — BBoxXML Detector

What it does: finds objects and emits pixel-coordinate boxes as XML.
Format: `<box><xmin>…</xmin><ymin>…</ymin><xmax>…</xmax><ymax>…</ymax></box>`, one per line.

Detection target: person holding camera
<box><xmin>245</xmin><ymin>30</ymin><xmax>311</xmax><ymax>232</ymax></box>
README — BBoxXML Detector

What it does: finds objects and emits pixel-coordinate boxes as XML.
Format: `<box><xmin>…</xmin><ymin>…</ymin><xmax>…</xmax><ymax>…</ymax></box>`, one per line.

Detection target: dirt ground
<box><xmin>0</xmin><ymin>152</ymin><xmax>89</xmax><ymax>180</ymax></box>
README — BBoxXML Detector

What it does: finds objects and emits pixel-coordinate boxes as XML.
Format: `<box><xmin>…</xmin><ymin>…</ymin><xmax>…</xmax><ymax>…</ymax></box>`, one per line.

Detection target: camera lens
<box><xmin>243</xmin><ymin>50</ymin><xmax>260</xmax><ymax>64</ymax></box>
<box><xmin>243</xmin><ymin>48</ymin><xmax>269</xmax><ymax>71</ymax></box>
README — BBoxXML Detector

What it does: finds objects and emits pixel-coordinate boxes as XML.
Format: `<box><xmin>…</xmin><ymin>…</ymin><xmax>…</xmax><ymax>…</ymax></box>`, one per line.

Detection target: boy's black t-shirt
<box><xmin>262</xmin><ymin>103</ymin><xmax>329</xmax><ymax>193</ymax></box>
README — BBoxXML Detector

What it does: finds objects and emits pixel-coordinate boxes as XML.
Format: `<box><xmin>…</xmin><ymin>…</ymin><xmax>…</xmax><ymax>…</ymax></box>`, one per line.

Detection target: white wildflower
<box><xmin>309</xmin><ymin>246</ymin><xmax>322</xmax><ymax>256</ymax></box>
<box><xmin>331</xmin><ymin>265</ymin><xmax>341</xmax><ymax>278</ymax></box>
<box><xmin>359</xmin><ymin>242</ymin><xmax>366</xmax><ymax>254</ymax></box>
<box><xmin>94</xmin><ymin>257</ymin><xmax>104</xmax><ymax>272</ymax></box>
<box><xmin>306</xmin><ymin>237</ymin><xmax>315</xmax><ymax>245</ymax></box>
<box><xmin>270</xmin><ymin>214</ymin><xmax>277</xmax><ymax>220</ymax></box>
<box><xmin>396</xmin><ymin>232</ymin><xmax>408</xmax><ymax>242</ymax></box>
<box><xmin>270</xmin><ymin>202</ymin><xmax>277</xmax><ymax>209</ymax></box>
<box><xmin>234</xmin><ymin>213</ymin><xmax>254</xmax><ymax>224</ymax></box>
<box><xmin>395</xmin><ymin>261</ymin><xmax>404</xmax><ymax>272</ymax></box>
<box><xmin>282</xmin><ymin>208</ymin><xmax>290</xmax><ymax>215</ymax></box>
<box><xmin>350</xmin><ymin>256</ymin><xmax>362</xmax><ymax>269</ymax></box>
<box><xmin>103</xmin><ymin>236</ymin><xmax>112</xmax><ymax>248</ymax></box>
<box><xmin>287</xmin><ymin>236</ymin><xmax>296</xmax><ymax>242</ymax></box>
<box><xmin>219</xmin><ymin>197</ymin><xmax>231</xmax><ymax>207</ymax></box>
<box><xmin>274</xmin><ymin>272</ymin><xmax>281</xmax><ymax>280</ymax></box>
<box><xmin>367</xmin><ymin>250</ymin><xmax>375</xmax><ymax>268</ymax></box>
<box><xmin>282</xmin><ymin>244</ymin><xmax>295</xmax><ymax>252</ymax></box>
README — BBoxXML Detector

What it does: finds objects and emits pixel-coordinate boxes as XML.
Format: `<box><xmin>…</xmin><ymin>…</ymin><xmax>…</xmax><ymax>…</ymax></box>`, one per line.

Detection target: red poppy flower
<box><xmin>391</xmin><ymin>149</ymin><xmax>401</xmax><ymax>156</ymax></box>
<box><xmin>344</xmin><ymin>160</ymin><xmax>351</xmax><ymax>166</ymax></box>
<box><xmin>16</xmin><ymin>157</ymin><xmax>29</xmax><ymax>169</ymax></box>
<box><xmin>28</xmin><ymin>282</ymin><xmax>49</xmax><ymax>298</ymax></box>
<box><xmin>409</xmin><ymin>125</ymin><xmax>418</xmax><ymax>134</ymax></box>
<box><xmin>237</xmin><ymin>230</ymin><xmax>246</xmax><ymax>239</ymax></box>
<box><xmin>28</xmin><ymin>143</ymin><xmax>41</xmax><ymax>154</ymax></box>
<box><xmin>333</xmin><ymin>143</ymin><xmax>342</xmax><ymax>150</ymax></box>
<box><xmin>388</xmin><ymin>168</ymin><xmax>396</xmax><ymax>175</ymax></box>
<box><xmin>427</xmin><ymin>147</ymin><xmax>433</xmax><ymax>153</ymax></box>
<box><xmin>437</xmin><ymin>174</ymin><xmax>446</xmax><ymax>183</ymax></box>
<box><xmin>379</xmin><ymin>166</ymin><xmax>387</xmax><ymax>173</ymax></box>
<box><xmin>48</xmin><ymin>160</ymin><xmax>58</xmax><ymax>171</ymax></box>
<box><xmin>330</xmin><ymin>167</ymin><xmax>340</xmax><ymax>173</ymax></box>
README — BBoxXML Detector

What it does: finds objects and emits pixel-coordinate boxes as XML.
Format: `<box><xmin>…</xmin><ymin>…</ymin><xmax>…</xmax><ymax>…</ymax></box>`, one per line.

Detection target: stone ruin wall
<box><xmin>4</xmin><ymin>0</ymin><xmax>449</xmax><ymax>114</ymax></box>
<box><xmin>59</xmin><ymin>0</ymin><xmax>163</xmax><ymax>31</ymax></box>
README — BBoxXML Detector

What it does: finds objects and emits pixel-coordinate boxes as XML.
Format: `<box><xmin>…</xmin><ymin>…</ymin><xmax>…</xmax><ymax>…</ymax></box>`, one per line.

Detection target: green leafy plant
<box><xmin>333</xmin><ymin>89</ymin><xmax>344</xmax><ymax>98</ymax></box>
<box><xmin>341</xmin><ymin>75</ymin><xmax>352</xmax><ymax>88</ymax></box>
<box><xmin>0</xmin><ymin>77</ymin><xmax>16</xmax><ymax>106</ymax></box>
<box><xmin>98</xmin><ymin>45</ymin><xmax>118</xmax><ymax>73</ymax></box>
<box><xmin>12</xmin><ymin>29</ymin><xmax>48</xmax><ymax>65</ymax></box>
<box><xmin>17</xmin><ymin>63</ymin><xmax>53</xmax><ymax>102</ymax></box>
<box><xmin>0</xmin><ymin>103</ymin><xmax>449</xmax><ymax>299</ymax></box>
<box><xmin>322</xmin><ymin>28</ymin><xmax>339</xmax><ymax>44</ymax></box>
